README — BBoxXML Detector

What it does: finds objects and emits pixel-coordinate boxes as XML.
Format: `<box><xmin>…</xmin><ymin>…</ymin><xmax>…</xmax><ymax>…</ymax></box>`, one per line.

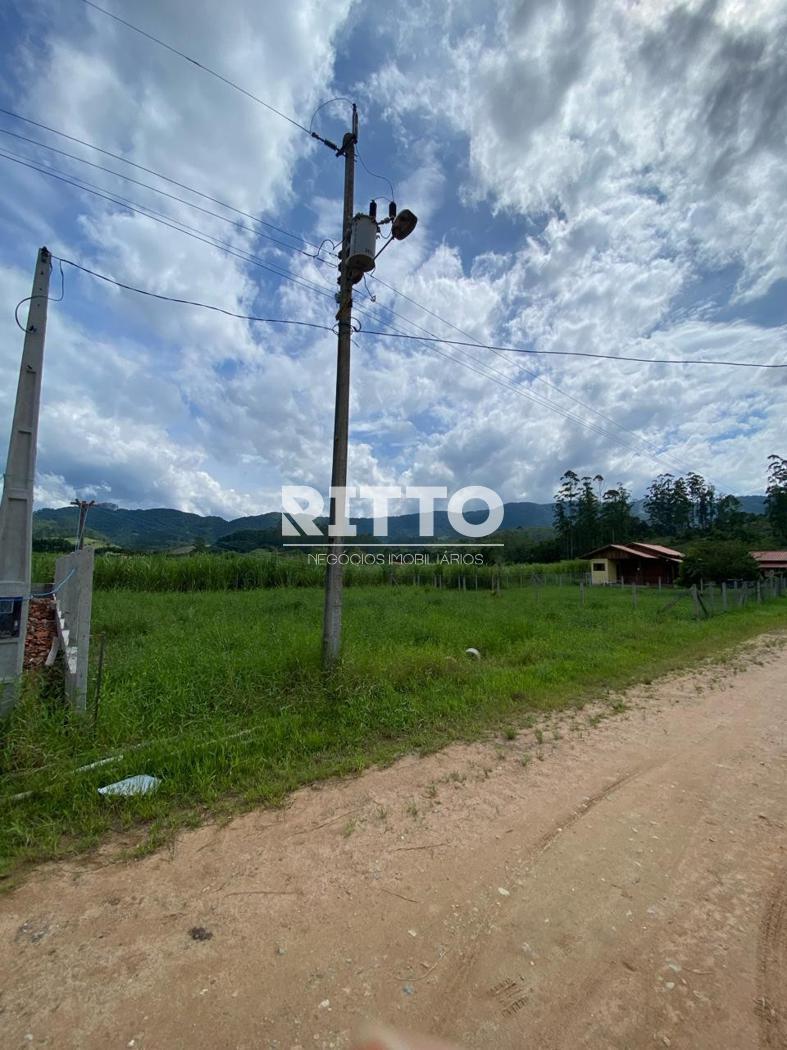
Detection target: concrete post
<box><xmin>321</xmin><ymin>113</ymin><xmax>357</xmax><ymax>669</ymax></box>
<box><xmin>53</xmin><ymin>548</ymin><xmax>94</xmax><ymax>712</ymax></box>
<box><xmin>0</xmin><ymin>247</ymin><xmax>52</xmax><ymax>717</ymax></box>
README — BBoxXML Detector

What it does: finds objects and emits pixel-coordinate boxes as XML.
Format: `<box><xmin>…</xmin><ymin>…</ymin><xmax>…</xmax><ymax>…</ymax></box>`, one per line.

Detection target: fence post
<box><xmin>54</xmin><ymin>548</ymin><xmax>95</xmax><ymax>713</ymax></box>
<box><xmin>579</xmin><ymin>580</ymin><xmax>585</xmax><ymax>607</ymax></box>
<box><xmin>690</xmin><ymin>584</ymin><xmax>700</xmax><ymax>619</ymax></box>
<box><xmin>632</xmin><ymin>582</ymin><xmax>637</xmax><ymax>608</ymax></box>
<box><xmin>757</xmin><ymin>580</ymin><xmax>762</xmax><ymax>604</ymax></box>
<box><xmin>722</xmin><ymin>581</ymin><xmax>727</xmax><ymax>611</ymax></box>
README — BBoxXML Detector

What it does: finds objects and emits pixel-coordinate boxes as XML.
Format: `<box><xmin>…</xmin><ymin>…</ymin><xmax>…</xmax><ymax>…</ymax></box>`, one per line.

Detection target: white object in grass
<box><xmin>98</xmin><ymin>774</ymin><xmax>160</xmax><ymax>797</ymax></box>
<box><xmin>465</xmin><ymin>647</ymin><xmax>481</xmax><ymax>659</ymax></box>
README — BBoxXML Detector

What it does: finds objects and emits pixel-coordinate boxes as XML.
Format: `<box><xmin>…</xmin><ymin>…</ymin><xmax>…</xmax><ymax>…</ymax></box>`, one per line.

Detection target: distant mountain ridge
<box><xmin>33</xmin><ymin>495</ymin><xmax>767</xmax><ymax>551</ymax></box>
<box><xmin>33</xmin><ymin>500</ymin><xmax>554</xmax><ymax>549</ymax></box>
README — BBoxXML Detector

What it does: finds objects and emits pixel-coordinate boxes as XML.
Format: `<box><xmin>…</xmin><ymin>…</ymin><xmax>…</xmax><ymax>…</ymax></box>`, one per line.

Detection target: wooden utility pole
<box><xmin>71</xmin><ymin>498</ymin><xmax>96</xmax><ymax>550</ymax></box>
<box><xmin>322</xmin><ymin>106</ymin><xmax>357</xmax><ymax>669</ymax></box>
<box><xmin>0</xmin><ymin>247</ymin><xmax>52</xmax><ymax>716</ymax></box>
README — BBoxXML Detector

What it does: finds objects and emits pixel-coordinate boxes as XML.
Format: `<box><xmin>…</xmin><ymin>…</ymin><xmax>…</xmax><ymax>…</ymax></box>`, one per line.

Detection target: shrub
<box><xmin>679</xmin><ymin>539</ymin><xmax>760</xmax><ymax>585</ymax></box>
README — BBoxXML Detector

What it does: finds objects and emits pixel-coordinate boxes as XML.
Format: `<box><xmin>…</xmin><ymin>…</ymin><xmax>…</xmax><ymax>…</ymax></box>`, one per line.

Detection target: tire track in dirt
<box><xmin>758</xmin><ymin>868</ymin><xmax>787</xmax><ymax>1049</ymax></box>
<box><xmin>435</xmin><ymin>764</ymin><xmax>647</xmax><ymax>1029</ymax></box>
<box><xmin>528</xmin><ymin>766</ymin><xmax>644</xmax><ymax>859</ymax></box>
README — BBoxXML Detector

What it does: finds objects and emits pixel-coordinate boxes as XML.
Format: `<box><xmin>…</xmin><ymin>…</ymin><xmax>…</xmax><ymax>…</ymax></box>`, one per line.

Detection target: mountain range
<box><xmin>32</xmin><ymin>495</ymin><xmax>768</xmax><ymax>551</ymax></box>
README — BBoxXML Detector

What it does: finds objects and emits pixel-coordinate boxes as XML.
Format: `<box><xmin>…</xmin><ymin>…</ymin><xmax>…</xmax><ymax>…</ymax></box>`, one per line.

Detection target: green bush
<box><xmin>679</xmin><ymin>539</ymin><xmax>760</xmax><ymax>585</ymax></box>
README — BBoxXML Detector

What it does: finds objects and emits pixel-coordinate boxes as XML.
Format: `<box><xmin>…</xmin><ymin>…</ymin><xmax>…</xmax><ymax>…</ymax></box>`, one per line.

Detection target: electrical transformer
<box><xmin>347</xmin><ymin>213</ymin><xmax>378</xmax><ymax>284</ymax></box>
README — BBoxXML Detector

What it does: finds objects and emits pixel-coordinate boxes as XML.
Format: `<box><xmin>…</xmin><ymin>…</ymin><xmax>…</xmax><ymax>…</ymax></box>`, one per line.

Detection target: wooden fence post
<box><xmin>722</xmin><ymin>581</ymin><xmax>727</xmax><ymax>611</ymax></box>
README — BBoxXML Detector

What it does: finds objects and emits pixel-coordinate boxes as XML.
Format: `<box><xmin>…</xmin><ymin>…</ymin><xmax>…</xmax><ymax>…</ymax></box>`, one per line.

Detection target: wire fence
<box><xmin>572</xmin><ymin>574</ymin><xmax>787</xmax><ymax>617</ymax></box>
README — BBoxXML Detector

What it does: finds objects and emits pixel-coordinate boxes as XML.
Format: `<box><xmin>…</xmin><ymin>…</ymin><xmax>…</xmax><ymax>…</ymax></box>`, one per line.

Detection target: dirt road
<box><xmin>2</xmin><ymin>635</ymin><xmax>786</xmax><ymax>1049</ymax></box>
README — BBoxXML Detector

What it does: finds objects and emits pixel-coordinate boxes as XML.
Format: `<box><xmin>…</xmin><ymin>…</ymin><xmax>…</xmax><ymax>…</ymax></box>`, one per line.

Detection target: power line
<box><xmin>77</xmin><ymin>0</ymin><xmax>338</xmax><ymax>148</ymax></box>
<box><xmin>10</xmin><ymin>142</ymin><xmax>682</xmax><ymax>464</ymax></box>
<box><xmin>309</xmin><ymin>97</ymin><xmax>353</xmax><ymax>135</ymax></box>
<box><xmin>344</xmin><ymin>276</ymin><xmax>694</xmax><ymax>470</ymax></box>
<box><xmin>45</xmin><ymin>254</ymin><xmax>679</xmax><ymax>469</ymax></box>
<box><xmin>0</xmin><ymin>106</ymin><xmax>328</xmax><ymax>252</ymax></box>
<box><xmin>0</xmin><ymin>124</ymin><xmax>333</xmax><ymax>262</ymax></box>
<box><xmin>356</xmin><ymin>326</ymin><xmax>786</xmax><ymax>369</ymax></box>
<box><xmin>0</xmin><ymin>149</ymin><xmax>336</xmax><ymax>304</ymax></box>
<box><xmin>367</xmin><ymin>274</ymin><xmax>688</xmax><ymax>473</ymax></box>
<box><xmin>351</xmin><ymin>303</ymin><xmax>683</xmax><ymax>467</ymax></box>
<box><xmin>21</xmin><ymin>253</ymin><xmax>767</xmax><ymax>478</ymax></box>
<box><xmin>14</xmin><ymin>103</ymin><xmax>762</xmax><ymax>377</ymax></box>
<box><xmin>14</xmin><ymin>257</ymin><xmax>65</xmax><ymax>331</ymax></box>
<box><xmin>54</xmin><ymin>256</ymin><xmax>334</xmax><ymax>333</ymax></box>
<box><xmin>355</xmin><ymin>147</ymin><xmax>395</xmax><ymax>200</ymax></box>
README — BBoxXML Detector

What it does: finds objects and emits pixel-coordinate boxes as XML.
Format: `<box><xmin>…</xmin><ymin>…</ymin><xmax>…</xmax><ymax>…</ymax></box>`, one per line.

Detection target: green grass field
<box><xmin>1</xmin><ymin>582</ymin><xmax>786</xmax><ymax>878</ymax></box>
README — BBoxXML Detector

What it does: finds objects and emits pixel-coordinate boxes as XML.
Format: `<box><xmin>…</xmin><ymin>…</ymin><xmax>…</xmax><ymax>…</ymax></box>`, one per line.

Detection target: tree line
<box><xmin>552</xmin><ymin>455</ymin><xmax>787</xmax><ymax>558</ymax></box>
<box><xmin>553</xmin><ymin>471</ymin><xmax>641</xmax><ymax>557</ymax></box>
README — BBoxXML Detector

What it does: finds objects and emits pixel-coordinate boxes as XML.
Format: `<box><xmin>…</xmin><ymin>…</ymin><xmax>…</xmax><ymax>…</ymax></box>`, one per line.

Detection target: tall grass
<box><xmin>1</xmin><ymin>582</ymin><xmax>785</xmax><ymax>876</ymax></box>
<box><xmin>31</xmin><ymin>550</ymin><xmax>590</xmax><ymax>592</ymax></box>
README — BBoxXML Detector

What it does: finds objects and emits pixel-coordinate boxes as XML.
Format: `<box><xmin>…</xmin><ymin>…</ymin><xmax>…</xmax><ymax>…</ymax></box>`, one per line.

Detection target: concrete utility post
<box><xmin>0</xmin><ymin>246</ymin><xmax>52</xmax><ymax>716</ymax></box>
<box><xmin>322</xmin><ymin>106</ymin><xmax>357</xmax><ymax>669</ymax></box>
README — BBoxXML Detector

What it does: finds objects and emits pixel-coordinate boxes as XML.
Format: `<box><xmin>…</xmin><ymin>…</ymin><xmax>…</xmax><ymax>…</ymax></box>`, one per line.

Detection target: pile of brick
<box><xmin>24</xmin><ymin>598</ymin><xmax>57</xmax><ymax>670</ymax></box>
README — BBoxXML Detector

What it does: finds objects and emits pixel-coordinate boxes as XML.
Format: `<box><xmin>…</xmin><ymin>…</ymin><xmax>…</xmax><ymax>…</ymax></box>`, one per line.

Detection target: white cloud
<box><xmin>1</xmin><ymin>0</ymin><xmax>785</xmax><ymax>520</ymax></box>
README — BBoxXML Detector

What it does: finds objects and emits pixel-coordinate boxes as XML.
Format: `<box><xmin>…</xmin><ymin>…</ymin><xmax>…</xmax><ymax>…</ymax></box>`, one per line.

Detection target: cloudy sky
<box><xmin>0</xmin><ymin>0</ymin><xmax>785</xmax><ymax>518</ymax></box>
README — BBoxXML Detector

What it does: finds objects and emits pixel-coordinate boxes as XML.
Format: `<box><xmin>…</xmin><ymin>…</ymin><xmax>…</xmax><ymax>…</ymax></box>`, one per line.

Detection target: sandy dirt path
<box><xmin>1</xmin><ymin>635</ymin><xmax>786</xmax><ymax>1050</ymax></box>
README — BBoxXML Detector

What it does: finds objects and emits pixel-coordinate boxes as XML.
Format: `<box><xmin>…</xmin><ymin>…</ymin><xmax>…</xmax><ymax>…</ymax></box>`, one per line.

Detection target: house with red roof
<box><xmin>584</xmin><ymin>541</ymin><xmax>684</xmax><ymax>586</ymax></box>
<box><xmin>750</xmin><ymin>551</ymin><xmax>787</xmax><ymax>573</ymax></box>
